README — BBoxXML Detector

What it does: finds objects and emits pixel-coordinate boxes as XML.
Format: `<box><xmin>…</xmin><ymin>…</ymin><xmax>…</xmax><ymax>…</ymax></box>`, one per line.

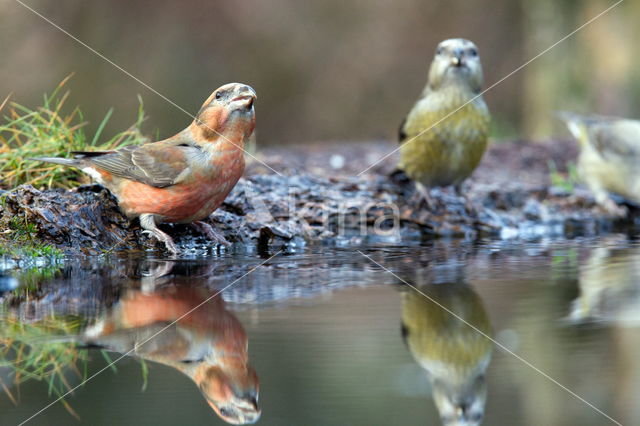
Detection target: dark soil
<box><xmin>0</xmin><ymin>139</ymin><xmax>635</xmax><ymax>256</ymax></box>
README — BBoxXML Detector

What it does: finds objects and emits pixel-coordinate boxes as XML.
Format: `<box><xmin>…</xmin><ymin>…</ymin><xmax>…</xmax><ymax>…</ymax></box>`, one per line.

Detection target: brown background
<box><xmin>1</xmin><ymin>0</ymin><xmax>638</xmax><ymax>145</ymax></box>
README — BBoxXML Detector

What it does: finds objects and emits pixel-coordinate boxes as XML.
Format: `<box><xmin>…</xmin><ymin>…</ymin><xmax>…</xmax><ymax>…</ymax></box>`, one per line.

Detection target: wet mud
<box><xmin>0</xmin><ymin>139</ymin><xmax>636</xmax><ymax>255</ymax></box>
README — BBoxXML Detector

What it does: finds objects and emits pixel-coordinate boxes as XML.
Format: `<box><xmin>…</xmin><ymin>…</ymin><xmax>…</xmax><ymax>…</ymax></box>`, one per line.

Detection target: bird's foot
<box><xmin>192</xmin><ymin>221</ymin><xmax>231</xmax><ymax>246</ymax></box>
<box><xmin>139</xmin><ymin>214</ymin><xmax>180</xmax><ymax>255</ymax></box>
<box><xmin>464</xmin><ymin>197</ymin><xmax>476</xmax><ymax>215</ymax></box>
<box><xmin>411</xmin><ymin>183</ymin><xmax>434</xmax><ymax>210</ymax></box>
<box><xmin>451</xmin><ymin>184</ymin><xmax>477</xmax><ymax>215</ymax></box>
<box><xmin>141</xmin><ymin>229</ymin><xmax>179</xmax><ymax>255</ymax></box>
<box><xmin>599</xmin><ymin>198</ymin><xmax>628</xmax><ymax>218</ymax></box>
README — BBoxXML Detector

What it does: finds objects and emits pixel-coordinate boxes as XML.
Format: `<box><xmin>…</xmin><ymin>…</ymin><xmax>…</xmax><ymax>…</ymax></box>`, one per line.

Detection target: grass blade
<box><xmin>91</xmin><ymin>108</ymin><xmax>113</xmax><ymax>146</ymax></box>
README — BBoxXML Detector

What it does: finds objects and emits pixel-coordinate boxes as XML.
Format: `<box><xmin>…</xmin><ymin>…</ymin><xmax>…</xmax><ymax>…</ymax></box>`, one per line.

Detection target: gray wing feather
<box><xmin>86</xmin><ymin>143</ymin><xmax>202</xmax><ymax>187</ymax></box>
<box><xmin>590</xmin><ymin>119</ymin><xmax>640</xmax><ymax>161</ymax></box>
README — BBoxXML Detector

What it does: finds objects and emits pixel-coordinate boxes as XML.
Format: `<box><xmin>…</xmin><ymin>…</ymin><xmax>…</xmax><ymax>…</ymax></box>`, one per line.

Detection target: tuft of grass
<box><xmin>0</xmin><ymin>75</ymin><xmax>148</xmax><ymax>189</ymax></box>
<box><xmin>548</xmin><ymin>160</ymin><xmax>580</xmax><ymax>193</ymax></box>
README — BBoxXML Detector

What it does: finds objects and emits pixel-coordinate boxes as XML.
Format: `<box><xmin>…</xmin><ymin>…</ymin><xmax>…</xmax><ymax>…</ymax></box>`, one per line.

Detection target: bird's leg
<box><xmin>191</xmin><ymin>220</ymin><xmax>231</xmax><ymax>246</ymax></box>
<box><xmin>139</xmin><ymin>214</ymin><xmax>179</xmax><ymax>255</ymax></box>
<box><xmin>411</xmin><ymin>182</ymin><xmax>434</xmax><ymax>210</ymax></box>
<box><xmin>593</xmin><ymin>190</ymin><xmax>628</xmax><ymax>218</ymax></box>
<box><xmin>454</xmin><ymin>183</ymin><xmax>475</xmax><ymax>213</ymax></box>
<box><xmin>454</xmin><ymin>183</ymin><xmax>464</xmax><ymax>197</ymax></box>
<box><xmin>140</xmin><ymin>261</ymin><xmax>174</xmax><ymax>293</ymax></box>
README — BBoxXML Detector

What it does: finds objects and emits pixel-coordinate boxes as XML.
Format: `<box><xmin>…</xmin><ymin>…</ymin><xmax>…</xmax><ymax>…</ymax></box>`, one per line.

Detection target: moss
<box><xmin>0</xmin><ymin>214</ymin><xmax>63</xmax><ymax>260</ymax></box>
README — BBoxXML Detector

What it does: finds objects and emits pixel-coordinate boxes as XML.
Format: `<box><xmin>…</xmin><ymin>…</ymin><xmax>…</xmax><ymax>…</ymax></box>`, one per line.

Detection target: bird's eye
<box><xmin>468</xmin><ymin>48</ymin><xmax>478</xmax><ymax>57</ymax></box>
<box><xmin>436</xmin><ymin>47</ymin><xmax>444</xmax><ymax>55</ymax></box>
<box><xmin>215</xmin><ymin>92</ymin><xmax>223</xmax><ymax>100</ymax></box>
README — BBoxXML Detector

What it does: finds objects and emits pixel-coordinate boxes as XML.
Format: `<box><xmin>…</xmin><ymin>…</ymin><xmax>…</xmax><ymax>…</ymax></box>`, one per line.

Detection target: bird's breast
<box><xmin>115</xmin><ymin>151</ymin><xmax>245</xmax><ymax>223</ymax></box>
<box><xmin>399</xmin><ymin>95</ymin><xmax>490</xmax><ymax>187</ymax></box>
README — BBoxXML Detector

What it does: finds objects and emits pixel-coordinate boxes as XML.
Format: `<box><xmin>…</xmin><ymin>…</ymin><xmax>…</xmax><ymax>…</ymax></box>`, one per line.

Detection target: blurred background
<box><xmin>1</xmin><ymin>0</ymin><xmax>639</xmax><ymax>145</ymax></box>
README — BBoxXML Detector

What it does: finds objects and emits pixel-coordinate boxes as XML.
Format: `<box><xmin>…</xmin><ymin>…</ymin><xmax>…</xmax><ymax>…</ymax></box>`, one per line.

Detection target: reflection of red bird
<box><xmin>34</xmin><ymin>83</ymin><xmax>257</xmax><ymax>254</ymax></box>
<box><xmin>83</xmin><ymin>286</ymin><xmax>260</xmax><ymax>425</ymax></box>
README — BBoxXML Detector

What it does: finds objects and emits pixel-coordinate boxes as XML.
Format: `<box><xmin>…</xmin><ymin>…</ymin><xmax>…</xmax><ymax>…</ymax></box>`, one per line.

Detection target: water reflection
<box><xmin>400</xmin><ymin>276</ymin><xmax>492</xmax><ymax>426</ymax></box>
<box><xmin>569</xmin><ymin>243</ymin><xmax>640</xmax><ymax>324</ymax></box>
<box><xmin>4</xmin><ymin>242</ymin><xmax>640</xmax><ymax>424</ymax></box>
<box><xmin>0</xmin><ymin>262</ymin><xmax>260</xmax><ymax>425</ymax></box>
<box><xmin>84</xmin><ymin>286</ymin><xmax>260</xmax><ymax>424</ymax></box>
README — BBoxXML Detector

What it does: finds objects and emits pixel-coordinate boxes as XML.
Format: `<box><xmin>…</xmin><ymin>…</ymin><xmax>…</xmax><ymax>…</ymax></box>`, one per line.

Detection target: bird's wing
<box><xmin>75</xmin><ymin>137</ymin><xmax>203</xmax><ymax>187</ymax></box>
<box><xmin>590</xmin><ymin>119</ymin><xmax>640</xmax><ymax>161</ymax></box>
<box><xmin>398</xmin><ymin>117</ymin><xmax>408</xmax><ymax>144</ymax></box>
<box><xmin>398</xmin><ymin>92</ymin><xmax>431</xmax><ymax>145</ymax></box>
<box><xmin>558</xmin><ymin>112</ymin><xmax>640</xmax><ymax>161</ymax></box>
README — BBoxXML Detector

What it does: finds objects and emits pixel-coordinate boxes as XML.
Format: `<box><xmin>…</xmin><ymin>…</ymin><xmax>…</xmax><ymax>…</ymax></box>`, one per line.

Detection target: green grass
<box><xmin>0</xmin><ymin>315</ymin><xmax>88</xmax><ymax>418</ymax></box>
<box><xmin>548</xmin><ymin>160</ymin><xmax>580</xmax><ymax>193</ymax></box>
<box><xmin>0</xmin><ymin>213</ymin><xmax>63</xmax><ymax>260</ymax></box>
<box><xmin>0</xmin><ymin>242</ymin><xmax>63</xmax><ymax>261</ymax></box>
<box><xmin>0</xmin><ymin>75</ymin><xmax>148</xmax><ymax>190</ymax></box>
<box><xmin>0</xmin><ymin>313</ymin><xmax>151</xmax><ymax>418</ymax></box>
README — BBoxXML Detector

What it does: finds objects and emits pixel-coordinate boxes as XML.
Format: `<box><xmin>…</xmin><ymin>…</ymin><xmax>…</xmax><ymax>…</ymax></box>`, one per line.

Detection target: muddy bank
<box><xmin>0</xmin><ymin>139</ymin><xmax>635</xmax><ymax>255</ymax></box>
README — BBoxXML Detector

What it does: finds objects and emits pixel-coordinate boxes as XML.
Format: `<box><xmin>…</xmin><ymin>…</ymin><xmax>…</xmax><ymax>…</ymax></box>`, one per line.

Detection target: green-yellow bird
<box><xmin>558</xmin><ymin>112</ymin><xmax>640</xmax><ymax>216</ymax></box>
<box><xmin>398</xmin><ymin>38</ymin><xmax>490</xmax><ymax>200</ymax></box>
<box><xmin>401</xmin><ymin>281</ymin><xmax>492</xmax><ymax>425</ymax></box>
<box><xmin>569</xmin><ymin>242</ymin><xmax>640</xmax><ymax>323</ymax></box>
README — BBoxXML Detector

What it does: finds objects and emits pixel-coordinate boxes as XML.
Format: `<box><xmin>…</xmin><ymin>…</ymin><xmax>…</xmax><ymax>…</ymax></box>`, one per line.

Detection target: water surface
<box><xmin>1</xmin><ymin>237</ymin><xmax>639</xmax><ymax>426</ymax></box>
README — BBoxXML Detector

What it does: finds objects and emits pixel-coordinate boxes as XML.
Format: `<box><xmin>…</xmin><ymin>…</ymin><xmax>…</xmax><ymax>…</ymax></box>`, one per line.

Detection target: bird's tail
<box><xmin>555</xmin><ymin>111</ymin><xmax>591</xmax><ymax>142</ymax></box>
<box><xmin>555</xmin><ymin>110</ymin><xmax>585</xmax><ymax>123</ymax></box>
<box><xmin>30</xmin><ymin>156</ymin><xmax>80</xmax><ymax>167</ymax></box>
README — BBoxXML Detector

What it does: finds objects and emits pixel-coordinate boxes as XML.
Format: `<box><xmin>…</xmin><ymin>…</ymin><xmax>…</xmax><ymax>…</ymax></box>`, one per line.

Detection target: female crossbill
<box><xmin>558</xmin><ymin>112</ymin><xmax>640</xmax><ymax>216</ymax></box>
<box><xmin>398</xmin><ymin>39</ymin><xmax>490</xmax><ymax>200</ymax></box>
<box><xmin>401</xmin><ymin>280</ymin><xmax>492</xmax><ymax>425</ymax></box>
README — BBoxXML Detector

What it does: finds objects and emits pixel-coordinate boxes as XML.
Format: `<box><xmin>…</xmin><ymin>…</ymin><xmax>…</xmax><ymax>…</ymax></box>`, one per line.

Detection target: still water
<box><xmin>1</xmin><ymin>237</ymin><xmax>639</xmax><ymax>426</ymax></box>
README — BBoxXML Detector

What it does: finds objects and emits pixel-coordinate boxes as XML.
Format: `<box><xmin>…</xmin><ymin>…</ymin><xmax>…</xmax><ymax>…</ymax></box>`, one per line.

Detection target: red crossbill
<box><xmin>34</xmin><ymin>83</ymin><xmax>257</xmax><ymax>254</ymax></box>
<box><xmin>83</xmin><ymin>286</ymin><xmax>260</xmax><ymax>424</ymax></box>
<box><xmin>398</xmin><ymin>39</ymin><xmax>490</xmax><ymax>201</ymax></box>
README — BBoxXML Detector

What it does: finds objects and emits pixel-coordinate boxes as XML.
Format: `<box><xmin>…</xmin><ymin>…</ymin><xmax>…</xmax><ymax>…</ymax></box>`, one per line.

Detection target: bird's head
<box><xmin>194</xmin><ymin>83</ymin><xmax>257</xmax><ymax>141</ymax></box>
<box><xmin>428</xmin><ymin>38</ymin><xmax>483</xmax><ymax>93</ymax></box>
<box><xmin>195</xmin><ymin>363</ymin><xmax>261</xmax><ymax>425</ymax></box>
<box><xmin>432</xmin><ymin>373</ymin><xmax>487</xmax><ymax>426</ymax></box>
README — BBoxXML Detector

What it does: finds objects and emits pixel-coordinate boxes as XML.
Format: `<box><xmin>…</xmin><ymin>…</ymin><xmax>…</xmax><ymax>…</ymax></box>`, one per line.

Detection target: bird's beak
<box><xmin>451</xmin><ymin>50</ymin><xmax>464</xmax><ymax>67</ymax></box>
<box><xmin>231</xmin><ymin>86</ymin><xmax>257</xmax><ymax>109</ymax></box>
<box><xmin>249</xmin><ymin>397</ymin><xmax>259</xmax><ymax>411</ymax></box>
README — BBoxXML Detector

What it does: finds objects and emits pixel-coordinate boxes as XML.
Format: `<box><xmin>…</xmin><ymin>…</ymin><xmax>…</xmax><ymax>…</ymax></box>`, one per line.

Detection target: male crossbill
<box><xmin>558</xmin><ymin>112</ymin><xmax>640</xmax><ymax>216</ymax></box>
<box><xmin>398</xmin><ymin>39</ymin><xmax>490</xmax><ymax>200</ymax></box>
<box><xmin>34</xmin><ymin>83</ymin><xmax>257</xmax><ymax>254</ymax></box>
<box><xmin>401</xmin><ymin>281</ymin><xmax>492</xmax><ymax>426</ymax></box>
<box><xmin>83</xmin><ymin>286</ymin><xmax>260</xmax><ymax>424</ymax></box>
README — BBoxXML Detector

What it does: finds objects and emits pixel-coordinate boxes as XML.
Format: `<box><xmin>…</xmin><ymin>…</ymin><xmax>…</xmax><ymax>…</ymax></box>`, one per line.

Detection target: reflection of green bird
<box><xmin>558</xmin><ymin>112</ymin><xmax>640</xmax><ymax>216</ymax></box>
<box><xmin>398</xmin><ymin>38</ymin><xmax>490</xmax><ymax>197</ymax></box>
<box><xmin>570</xmin><ymin>242</ymin><xmax>640</xmax><ymax>323</ymax></box>
<box><xmin>401</xmin><ymin>282</ymin><xmax>492</xmax><ymax>426</ymax></box>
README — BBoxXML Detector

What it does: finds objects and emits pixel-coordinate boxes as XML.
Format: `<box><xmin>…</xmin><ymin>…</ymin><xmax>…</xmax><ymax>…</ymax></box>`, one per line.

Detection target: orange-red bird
<box><xmin>34</xmin><ymin>83</ymin><xmax>257</xmax><ymax>254</ymax></box>
<box><xmin>83</xmin><ymin>286</ymin><xmax>260</xmax><ymax>424</ymax></box>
